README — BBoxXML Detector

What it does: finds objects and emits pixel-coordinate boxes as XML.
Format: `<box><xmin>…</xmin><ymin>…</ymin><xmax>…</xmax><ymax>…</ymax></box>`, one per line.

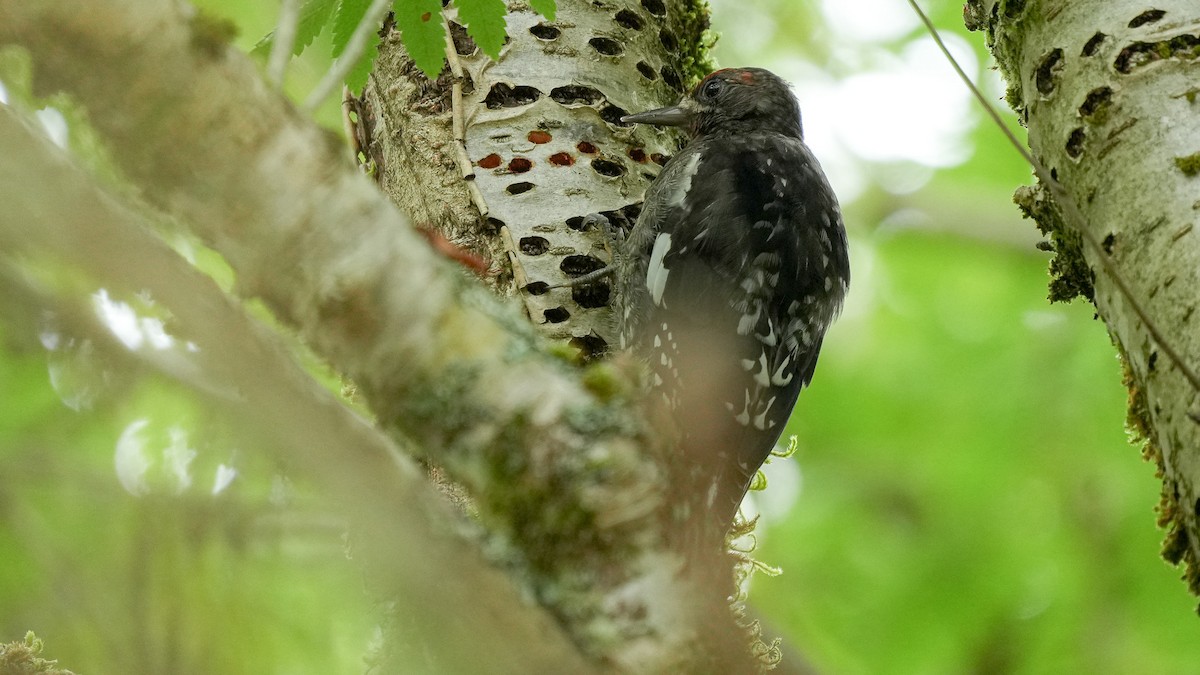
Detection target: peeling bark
<box><xmin>967</xmin><ymin>0</ymin><xmax>1200</xmax><ymax>598</ymax></box>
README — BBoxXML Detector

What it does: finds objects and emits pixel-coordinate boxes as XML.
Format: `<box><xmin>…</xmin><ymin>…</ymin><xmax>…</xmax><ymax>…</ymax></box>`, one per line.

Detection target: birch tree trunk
<box><xmin>361</xmin><ymin>0</ymin><xmax>710</xmax><ymax>354</ymax></box>
<box><xmin>966</xmin><ymin>0</ymin><xmax>1200</xmax><ymax>599</ymax></box>
<box><xmin>356</xmin><ymin>1</ymin><xmax>769</xmax><ymax>669</ymax></box>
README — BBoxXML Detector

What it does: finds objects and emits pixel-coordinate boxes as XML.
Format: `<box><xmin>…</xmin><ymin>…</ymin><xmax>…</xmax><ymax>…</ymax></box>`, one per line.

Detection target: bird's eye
<box><xmin>701</xmin><ymin>78</ymin><xmax>723</xmax><ymax>99</ymax></box>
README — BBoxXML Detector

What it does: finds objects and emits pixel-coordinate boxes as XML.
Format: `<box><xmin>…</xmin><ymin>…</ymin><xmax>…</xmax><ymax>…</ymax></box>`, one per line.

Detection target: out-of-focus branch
<box><xmin>0</xmin><ymin>107</ymin><xmax>597</xmax><ymax>674</ymax></box>
<box><xmin>0</xmin><ymin>0</ymin><xmax>652</xmax><ymax>576</ymax></box>
<box><xmin>302</xmin><ymin>0</ymin><xmax>389</xmax><ymax>111</ymax></box>
<box><xmin>0</xmin><ymin>0</ymin><xmax>754</xmax><ymax>670</ymax></box>
<box><xmin>266</xmin><ymin>0</ymin><xmax>299</xmax><ymax>86</ymax></box>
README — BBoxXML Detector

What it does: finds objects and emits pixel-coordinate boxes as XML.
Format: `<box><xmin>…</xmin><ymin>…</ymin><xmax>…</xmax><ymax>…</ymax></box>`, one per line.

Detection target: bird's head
<box><xmin>622</xmin><ymin>67</ymin><xmax>803</xmax><ymax>139</ymax></box>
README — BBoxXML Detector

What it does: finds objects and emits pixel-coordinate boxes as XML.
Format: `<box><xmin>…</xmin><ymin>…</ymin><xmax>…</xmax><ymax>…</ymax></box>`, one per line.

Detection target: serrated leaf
<box><xmin>454</xmin><ymin>0</ymin><xmax>507</xmax><ymax>60</ymax></box>
<box><xmin>252</xmin><ymin>0</ymin><xmax>337</xmax><ymax>57</ymax></box>
<box><xmin>294</xmin><ymin>0</ymin><xmax>338</xmax><ymax>54</ymax></box>
<box><xmin>394</xmin><ymin>0</ymin><xmax>446</xmax><ymax>79</ymax></box>
<box><xmin>528</xmin><ymin>0</ymin><xmax>556</xmax><ymax>21</ymax></box>
<box><xmin>330</xmin><ymin>0</ymin><xmax>372</xmax><ymax>57</ymax></box>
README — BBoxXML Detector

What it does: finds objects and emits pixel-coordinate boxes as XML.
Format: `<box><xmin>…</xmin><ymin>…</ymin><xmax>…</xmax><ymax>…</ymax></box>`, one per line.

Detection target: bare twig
<box><xmin>545</xmin><ymin>266</ymin><xmax>613</xmax><ymax>289</ymax></box>
<box><xmin>444</xmin><ymin>16</ymin><xmax>489</xmax><ymax>217</ymax></box>
<box><xmin>266</xmin><ymin>0</ymin><xmax>300</xmax><ymax>87</ymax></box>
<box><xmin>906</xmin><ymin>0</ymin><xmax>1200</xmax><ymax>393</ymax></box>
<box><xmin>302</xmin><ymin>0</ymin><xmax>390</xmax><ymax>112</ymax></box>
<box><xmin>341</xmin><ymin>85</ymin><xmax>364</xmax><ymax>164</ymax></box>
<box><xmin>500</xmin><ymin>224</ymin><xmax>530</xmax><ymax>291</ymax></box>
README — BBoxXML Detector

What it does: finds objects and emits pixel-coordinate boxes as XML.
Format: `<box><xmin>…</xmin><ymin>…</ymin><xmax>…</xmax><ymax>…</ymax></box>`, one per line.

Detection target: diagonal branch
<box><xmin>303</xmin><ymin>0</ymin><xmax>390</xmax><ymax>111</ymax></box>
<box><xmin>0</xmin><ymin>105</ymin><xmax>596</xmax><ymax>673</ymax></box>
<box><xmin>0</xmin><ymin>0</ymin><xmax>656</xmax><ymax>563</ymax></box>
<box><xmin>0</xmin><ymin>0</ymin><xmax>754</xmax><ymax>670</ymax></box>
<box><xmin>266</xmin><ymin>0</ymin><xmax>300</xmax><ymax>87</ymax></box>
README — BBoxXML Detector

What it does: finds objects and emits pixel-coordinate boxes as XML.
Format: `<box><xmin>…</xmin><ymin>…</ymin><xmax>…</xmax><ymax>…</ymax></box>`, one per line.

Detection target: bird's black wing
<box><xmin>619</xmin><ymin>133</ymin><xmax>849</xmax><ymax>541</ymax></box>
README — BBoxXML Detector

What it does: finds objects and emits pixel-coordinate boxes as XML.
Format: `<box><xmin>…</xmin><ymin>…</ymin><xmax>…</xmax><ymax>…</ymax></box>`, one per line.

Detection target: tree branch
<box><xmin>0</xmin><ymin>0</ymin><xmax>751</xmax><ymax>669</ymax></box>
<box><xmin>0</xmin><ymin>106</ymin><xmax>596</xmax><ymax>674</ymax></box>
<box><xmin>303</xmin><ymin>0</ymin><xmax>389</xmax><ymax>111</ymax></box>
<box><xmin>266</xmin><ymin>0</ymin><xmax>299</xmax><ymax>87</ymax></box>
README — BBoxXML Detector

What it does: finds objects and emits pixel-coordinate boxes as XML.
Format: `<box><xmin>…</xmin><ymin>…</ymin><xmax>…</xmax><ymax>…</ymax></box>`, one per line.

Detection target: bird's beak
<box><xmin>621</xmin><ymin>103</ymin><xmax>691</xmax><ymax>127</ymax></box>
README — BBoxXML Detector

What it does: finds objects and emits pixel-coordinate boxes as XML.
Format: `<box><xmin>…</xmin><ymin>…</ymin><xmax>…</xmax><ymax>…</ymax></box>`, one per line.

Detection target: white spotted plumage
<box><xmin>614</xmin><ymin>67</ymin><xmax>850</xmax><ymax>549</ymax></box>
<box><xmin>645</xmin><ymin>232</ymin><xmax>672</xmax><ymax>306</ymax></box>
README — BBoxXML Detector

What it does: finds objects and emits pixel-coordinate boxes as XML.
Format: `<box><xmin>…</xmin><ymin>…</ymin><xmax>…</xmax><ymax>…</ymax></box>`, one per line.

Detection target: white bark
<box><xmin>361</xmin><ymin>1</ymin><xmax>702</xmax><ymax>356</ymax></box>
<box><xmin>969</xmin><ymin>0</ymin><xmax>1200</xmax><ymax>595</ymax></box>
<box><xmin>452</xmin><ymin>2</ymin><xmax>681</xmax><ymax>349</ymax></box>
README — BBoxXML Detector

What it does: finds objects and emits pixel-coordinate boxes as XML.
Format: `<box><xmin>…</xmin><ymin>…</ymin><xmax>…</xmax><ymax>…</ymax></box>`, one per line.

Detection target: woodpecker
<box><xmin>617</xmin><ymin>68</ymin><xmax>849</xmax><ymax>550</ymax></box>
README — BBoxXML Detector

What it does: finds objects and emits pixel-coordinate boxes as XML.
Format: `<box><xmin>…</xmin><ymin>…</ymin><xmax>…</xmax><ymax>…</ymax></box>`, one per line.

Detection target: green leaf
<box><xmin>344</xmin><ymin>41</ymin><xmax>380</xmax><ymax>93</ymax></box>
<box><xmin>330</xmin><ymin>0</ymin><xmax>373</xmax><ymax>57</ymax></box>
<box><xmin>252</xmin><ymin>0</ymin><xmax>337</xmax><ymax>57</ymax></box>
<box><xmin>454</xmin><ymin>0</ymin><xmax>506</xmax><ymax>60</ymax></box>
<box><xmin>394</xmin><ymin>0</ymin><xmax>446</xmax><ymax>79</ymax></box>
<box><xmin>528</xmin><ymin>0</ymin><xmax>556</xmax><ymax>21</ymax></box>
<box><xmin>295</xmin><ymin>0</ymin><xmax>338</xmax><ymax>54</ymax></box>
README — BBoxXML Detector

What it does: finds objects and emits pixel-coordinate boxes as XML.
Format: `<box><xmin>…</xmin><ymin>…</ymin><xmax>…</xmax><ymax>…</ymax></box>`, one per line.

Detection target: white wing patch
<box><xmin>666</xmin><ymin>152</ymin><xmax>703</xmax><ymax>209</ymax></box>
<box><xmin>646</xmin><ymin>232</ymin><xmax>672</xmax><ymax>306</ymax></box>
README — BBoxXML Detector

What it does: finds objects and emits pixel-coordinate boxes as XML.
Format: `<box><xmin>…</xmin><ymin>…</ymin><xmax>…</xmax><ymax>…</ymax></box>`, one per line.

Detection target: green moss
<box><xmin>579</xmin><ymin>361</ymin><xmax>628</xmax><ymax>402</ymax></box>
<box><xmin>477</xmin><ymin>413</ymin><xmax>615</xmax><ymax>578</ymax></box>
<box><xmin>392</xmin><ymin>362</ymin><xmax>487</xmax><ymax>449</ymax></box>
<box><xmin>1188</xmin><ymin>556</ymin><xmax>1200</xmax><ymax>602</ymax></box>
<box><xmin>984</xmin><ymin>0</ymin><xmax>1045</xmax><ymax>116</ymax></box>
<box><xmin>545</xmin><ymin>340</ymin><xmax>580</xmax><ymax>364</ymax></box>
<box><xmin>1174</xmin><ymin>151</ymin><xmax>1200</xmax><ymax>176</ymax></box>
<box><xmin>1002</xmin><ymin>83</ymin><xmax>1025</xmax><ymax>122</ymax></box>
<box><xmin>564</xmin><ymin>400</ymin><xmax>629</xmax><ymax>440</ymax></box>
<box><xmin>1118</xmin><ymin>339</ymin><xmax>1200</xmax><ymax>603</ymax></box>
<box><xmin>1001</xmin><ymin>0</ymin><xmax>1026</xmax><ymax>19</ymax></box>
<box><xmin>456</xmin><ymin>284</ymin><xmax>544</xmax><ymax>360</ymax></box>
<box><xmin>675</xmin><ymin>0</ymin><xmax>718</xmax><ymax>87</ymax></box>
<box><xmin>190</xmin><ymin>9</ymin><xmax>239</xmax><ymax>58</ymax></box>
<box><xmin>394</xmin><ymin>361</ymin><xmax>644</xmax><ymax>586</ymax></box>
<box><xmin>1123</xmin><ymin>361</ymin><xmax>1152</xmax><ymax>447</ymax></box>
<box><xmin>1013</xmin><ymin>184</ymin><xmax>1094</xmax><ymax>303</ymax></box>
<box><xmin>1162</xmin><ymin>523</ymin><xmax>1188</xmax><ymax>565</ymax></box>
<box><xmin>0</xmin><ymin>632</ymin><xmax>76</xmax><ymax>675</ymax></box>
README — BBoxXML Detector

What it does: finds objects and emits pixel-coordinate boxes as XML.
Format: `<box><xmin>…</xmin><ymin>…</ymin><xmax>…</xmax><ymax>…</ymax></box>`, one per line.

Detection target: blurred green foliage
<box><xmin>252</xmin><ymin>0</ymin><xmax>556</xmax><ymax>85</ymax></box>
<box><xmin>755</xmin><ymin>232</ymin><xmax>1200</xmax><ymax>674</ymax></box>
<box><xmin>0</xmin><ymin>326</ymin><xmax>374</xmax><ymax>674</ymax></box>
<box><xmin>2</xmin><ymin>1</ymin><xmax>1198</xmax><ymax>673</ymax></box>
